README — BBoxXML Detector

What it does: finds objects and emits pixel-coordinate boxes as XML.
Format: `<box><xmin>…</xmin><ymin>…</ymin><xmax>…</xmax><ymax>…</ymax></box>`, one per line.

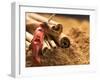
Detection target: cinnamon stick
<box><xmin>42</xmin><ymin>40</ymin><xmax>51</xmax><ymax>55</ymax></box>
<box><xmin>26</xmin><ymin>32</ymin><xmax>33</xmax><ymax>42</ymax></box>
<box><xmin>27</xmin><ymin>13</ymin><xmax>63</xmax><ymax>36</ymax></box>
<box><xmin>26</xmin><ymin>15</ymin><xmax>42</xmax><ymax>26</ymax></box>
<box><xmin>26</xmin><ymin>16</ymin><xmax>42</xmax><ymax>34</ymax></box>
<box><xmin>25</xmin><ymin>41</ymin><xmax>31</xmax><ymax>48</ymax></box>
<box><xmin>46</xmin><ymin>35</ymin><xmax>57</xmax><ymax>49</ymax></box>
<box><xmin>54</xmin><ymin>33</ymin><xmax>70</xmax><ymax>48</ymax></box>
<box><xmin>59</xmin><ymin>33</ymin><xmax>70</xmax><ymax>48</ymax></box>
<box><xmin>49</xmin><ymin>40</ymin><xmax>57</xmax><ymax>49</ymax></box>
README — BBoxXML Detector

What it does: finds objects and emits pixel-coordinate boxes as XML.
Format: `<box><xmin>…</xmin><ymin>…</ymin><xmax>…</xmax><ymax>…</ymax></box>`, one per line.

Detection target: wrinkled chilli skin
<box><xmin>31</xmin><ymin>23</ymin><xmax>45</xmax><ymax>64</ymax></box>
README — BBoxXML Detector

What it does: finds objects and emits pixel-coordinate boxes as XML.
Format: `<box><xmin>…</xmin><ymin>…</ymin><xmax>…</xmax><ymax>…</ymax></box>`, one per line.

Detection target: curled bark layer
<box><xmin>26</xmin><ymin>32</ymin><xmax>33</xmax><ymax>42</ymax></box>
<box><xmin>46</xmin><ymin>35</ymin><xmax>57</xmax><ymax>49</ymax></box>
<box><xmin>27</xmin><ymin>13</ymin><xmax>63</xmax><ymax>36</ymax></box>
<box><xmin>54</xmin><ymin>33</ymin><xmax>70</xmax><ymax>48</ymax></box>
<box><xmin>25</xmin><ymin>41</ymin><xmax>31</xmax><ymax>48</ymax></box>
<box><xmin>26</xmin><ymin>16</ymin><xmax>42</xmax><ymax>34</ymax></box>
<box><xmin>48</xmin><ymin>40</ymin><xmax>57</xmax><ymax>49</ymax></box>
<box><xmin>42</xmin><ymin>40</ymin><xmax>51</xmax><ymax>56</ymax></box>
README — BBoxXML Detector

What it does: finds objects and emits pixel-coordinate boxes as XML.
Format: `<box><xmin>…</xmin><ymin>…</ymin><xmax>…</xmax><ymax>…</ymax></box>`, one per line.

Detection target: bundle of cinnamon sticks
<box><xmin>26</xmin><ymin>13</ymin><xmax>70</xmax><ymax>55</ymax></box>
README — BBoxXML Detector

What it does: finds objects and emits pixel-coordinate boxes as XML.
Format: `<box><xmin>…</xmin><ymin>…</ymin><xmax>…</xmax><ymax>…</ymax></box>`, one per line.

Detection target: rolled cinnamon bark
<box><xmin>44</xmin><ymin>40</ymin><xmax>52</xmax><ymax>50</ymax></box>
<box><xmin>46</xmin><ymin>35</ymin><xmax>57</xmax><ymax>49</ymax></box>
<box><xmin>26</xmin><ymin>16</ymin><xmax>42</xmax><ymax>34</ymax></box>
<box><xmin>27</xmin><ymin>13</ymin><xmax>57</xmax><ymax>24</ymax></box>
<box><xmin>59</xmin><ymin>33</ymin><xmax>70</xmax><ymax>48</ymax></box>
<box><xmin>26</xmin><ymin>60</ymin><xmax>33</xmax><ymax>67</ymax></box>
<box><xmin>26</xmin><ymin>32</ymin><xmax>33</xmax><ymax>42</ymax></box>
<box><xmin>27</xmin><ymin>13</ymin><xmax>63</xmax><ymax>36</ymax></box>
<box><xmin>48</xmin><ymin>40</ymin><xmax>57</xmax><ymax>49</ymax></box>
<box><xmin>48</xmin><ymin>24</ymin><xmax>63</xmax><ymax>37</ymax></box>
<box><xmin>26</xmin><ymin>15</ymin><xmax>42</xmax><ymax>26</ymax></box>
<box><xmin>42</xmin><ymin>40</ymin><xmax>51</xmax><ymax>56</ymax></box>
<box><xmin>25</xmin><ymin>41</ymin><xmax>31</xmax><ymax>48</ymax></box>
<box><xmin>54</xmin><ymin>33</ymin><xmax>70</xmax><ymax>48</ymax></box>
